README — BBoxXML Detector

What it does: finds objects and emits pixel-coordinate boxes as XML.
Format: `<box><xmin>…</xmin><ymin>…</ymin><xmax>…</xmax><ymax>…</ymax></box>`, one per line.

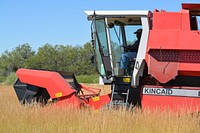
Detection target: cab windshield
<box><xmin>108</xmin><ymin>24</ymin><xmax>142</xmax><ymax>69</ymax></box>
<box><xmin>92</xmin><ymin>16</ymin><xmax>142</xmax><ymax>77</ymax></box>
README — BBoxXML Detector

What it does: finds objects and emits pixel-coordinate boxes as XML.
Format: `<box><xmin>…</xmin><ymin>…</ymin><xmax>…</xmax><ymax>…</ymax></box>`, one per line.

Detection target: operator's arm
<box><xmin>127</xmin><ymin>40</ymin><xmax>139</xmax><ymax>52</ymax></box>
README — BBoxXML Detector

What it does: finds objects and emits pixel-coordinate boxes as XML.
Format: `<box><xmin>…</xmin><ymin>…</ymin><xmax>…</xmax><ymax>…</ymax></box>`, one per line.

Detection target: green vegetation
<box><xmin>0</xmin><ymin>43</ymin><xmax>98</xmax><ymax>84</ymax></box>
<box><xmin>4</xmin><ymin>72</ymin><xmax>18</xmax><ymax>85</ymax></box>
<box><xmin>76</xmin><ymin>74</ymin><xmax>99</xmax><ymax>83</ymax></box>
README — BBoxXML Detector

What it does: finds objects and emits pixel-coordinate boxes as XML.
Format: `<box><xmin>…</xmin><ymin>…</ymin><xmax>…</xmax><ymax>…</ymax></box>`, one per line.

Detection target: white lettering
<box><xmin>142</xmin><ymin>87</ymin><xmax>200</xmax><ymax>98</ymax></box>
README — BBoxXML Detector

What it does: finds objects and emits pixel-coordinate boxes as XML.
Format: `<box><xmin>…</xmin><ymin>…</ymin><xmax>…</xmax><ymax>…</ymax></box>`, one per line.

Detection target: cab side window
<box><xmin>190</xmin><ymin>16</ymin><xmax>200</xmax><ymax>30</ymax></box>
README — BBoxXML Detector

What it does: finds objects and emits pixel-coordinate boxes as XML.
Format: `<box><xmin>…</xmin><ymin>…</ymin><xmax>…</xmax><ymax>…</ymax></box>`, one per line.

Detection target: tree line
<box><xmin>0</xmin><ymin>43</ymin><xmax>97</xmax><ymax>78</ymax></box>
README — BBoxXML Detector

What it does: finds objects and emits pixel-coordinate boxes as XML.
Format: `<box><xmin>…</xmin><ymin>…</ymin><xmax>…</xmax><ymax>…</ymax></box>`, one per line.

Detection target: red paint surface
<box><xmin>141</xmin><ymin>86</ymin><xmax>200</xmax><ymax>113</ymax></box>
<box><xmin>16</xmin><ymin>68</ymin><xmax>76</xmax><ymax>99</ymax></box>
<box><xmin>147</xmin><ymin>6</ymin><xmax>200</xmax><ymax>83</ymax></box>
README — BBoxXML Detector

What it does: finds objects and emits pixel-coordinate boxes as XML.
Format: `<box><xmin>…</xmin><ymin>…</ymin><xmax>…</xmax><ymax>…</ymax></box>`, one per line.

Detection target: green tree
<box><xmin>77</xmin><ymin>42</ymin><xmax>96</xmax><ymax>75</ymax></box>
<box><xmin>0</xmin><ymin>50</ymin><xmax>11</xmax><ymax>76</ymax></box>
<box><xmin>0</xmin><ymin>43</ymin><xmax>35</xmax><ymax>76</ymax></box>
<box><xmin>26</xmin><ymin>44</ymin><xmax>59</xmax><ymax>70</ymax></box>
<box><xmin>0</xmin><ymin>42</ymin><xmax>97</xmax><ymax>77</ymax></box>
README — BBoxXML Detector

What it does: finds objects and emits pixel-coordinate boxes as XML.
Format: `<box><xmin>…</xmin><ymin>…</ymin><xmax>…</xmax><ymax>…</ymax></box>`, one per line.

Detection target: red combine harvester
<box><xmin>14</xmin><ymin>3</ymin><xmax>200</xmax><ymax>112</ymax></box>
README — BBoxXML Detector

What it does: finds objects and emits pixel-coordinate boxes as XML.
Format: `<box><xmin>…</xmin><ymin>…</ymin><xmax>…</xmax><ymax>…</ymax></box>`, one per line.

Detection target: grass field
<box><xmin>0</xmin><ymin>85</ymin><xmax>200</xmax><ymax>133</ymax></box>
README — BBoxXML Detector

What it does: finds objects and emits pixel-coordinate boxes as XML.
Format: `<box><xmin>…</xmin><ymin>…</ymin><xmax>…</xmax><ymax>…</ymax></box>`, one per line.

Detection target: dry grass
<box><xmin>0</xmin><ymin>85</ymin><xmax>199</xmax><ymax>133</ymax></box>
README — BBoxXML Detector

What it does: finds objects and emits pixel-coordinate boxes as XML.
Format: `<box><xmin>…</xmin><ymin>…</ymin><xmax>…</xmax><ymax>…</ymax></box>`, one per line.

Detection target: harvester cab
<box><xmin>85</xmin><ymin>10</ymin><xmax>151</xmax><ymax>87</ymax></box>
<box><xmin>85</xmin><ymin>10</ymin><xmax>152</xmax><ymax>106</ymax></box>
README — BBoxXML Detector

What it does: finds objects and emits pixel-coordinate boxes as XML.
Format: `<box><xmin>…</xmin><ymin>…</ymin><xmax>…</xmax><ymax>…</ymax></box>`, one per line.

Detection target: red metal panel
<box><xmin>178</xmin><ymin>63</ymin><xmax>200</xmax><ymax>76</ymax></box>
<box><xmin>142</xmin><ymin>95</ymin><xmax>200</xmax><ymax>113</ymax></box>
<box><xmin>54</xmin><ymin>94</ymin><xmax>83</xmax><ymax>108</ymax></box>
<box><xmin>180</xmin><ymin>9</ymin><xmax>190</xmax><ymax>31</ymax></box>
<box><xmin>178</xmin><ymin>31</ymin><xmax>200</xmax><ymax>76</ymax></box>
<box><xmin>148</xmin><ymin>55</ymin><xmax>178</xmax><ymax>83</ymax></box>
<box><xmin>147</xmin><ymin>30</ymin><xmax>179</xmax><ymax>50</ymax></box>
<box><xmin>147</xmin><ymin>30</ymin><xmax>179</xmax><ymax>83</ymax></box>
<box><xmin>153</xmin><ymin>12</ymin><xmax>181</xmax><ymax>30</ymax></box>
<box><xmin>88</xmin><ymin>94</ymin><xmax>111</xmax><ymax>109</ymax></box>
<box><xmin>179</xmin><ymin>31</ymin><xmax>200</xmax><ymax>50</ymax></box>
<box><xmin>16</xmin><ymin>69</ymin><xmax>76</xmax><ymax>99</ymax></box>
<box><xmin>147</xmin><ymin>8</ymin><xmax>200</xmax><ymax>82</ymax></box>
<box><xmin>141</xmin><ymin>85</ymin><xmax>200</xmax><ymax>113</ymax></box>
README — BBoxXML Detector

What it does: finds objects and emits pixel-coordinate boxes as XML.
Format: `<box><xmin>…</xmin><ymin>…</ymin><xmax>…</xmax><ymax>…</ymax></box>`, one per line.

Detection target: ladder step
<box><xmin>110</xmin><ymin>84</ymin><xmax>130</xmax><ymax>107</ymax></box>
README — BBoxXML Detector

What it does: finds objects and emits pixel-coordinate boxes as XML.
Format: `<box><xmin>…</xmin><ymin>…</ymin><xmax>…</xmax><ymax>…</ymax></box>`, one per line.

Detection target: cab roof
<box><xmin>84</xmin><ymin>10</ymin><xmax>151</xmax><ymax>20</ymax></box>
<box><xmin>182</xmin><ymin>3</ymin><xmax>200</xmax><ymax>16</ymax></box>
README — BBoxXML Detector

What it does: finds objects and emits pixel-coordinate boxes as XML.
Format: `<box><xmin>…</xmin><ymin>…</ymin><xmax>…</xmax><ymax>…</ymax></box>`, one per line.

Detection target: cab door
<box><xmin>92</xmin><ymin>18</ymin><xmax>112</xmax><ymax>79</ymax></box>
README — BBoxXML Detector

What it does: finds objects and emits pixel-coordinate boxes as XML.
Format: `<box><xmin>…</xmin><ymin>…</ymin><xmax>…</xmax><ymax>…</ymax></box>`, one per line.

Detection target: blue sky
<box><xmin>0</xmin><ymin>0</ymin><xmax>199</xmax><ymax>54</ymax></box>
